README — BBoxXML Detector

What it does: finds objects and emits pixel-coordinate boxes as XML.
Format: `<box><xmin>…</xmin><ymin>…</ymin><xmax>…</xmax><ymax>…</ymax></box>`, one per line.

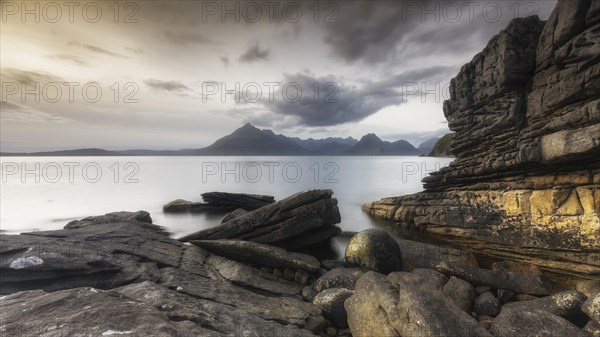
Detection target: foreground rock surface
<box><xmin>180</xmin><ymin>189</ymin><xmax>341</xmax><ymax>249</ymax></box>
<box><xmin>363</xmin><ymin>0</ymin><xmax>600</xmax><ymax>279</ymax></box>
<box><xmin>0</xmin><ymin>212</ymin><xmax>324</xmax><ymax>336</ymax></box>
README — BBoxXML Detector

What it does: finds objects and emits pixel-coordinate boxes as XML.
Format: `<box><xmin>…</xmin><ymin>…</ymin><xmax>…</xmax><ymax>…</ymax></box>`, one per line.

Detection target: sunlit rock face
<box><xmin>364</xmin><ymin>0</ymin><xmax>600</xmax><ymax>279</ymax></box>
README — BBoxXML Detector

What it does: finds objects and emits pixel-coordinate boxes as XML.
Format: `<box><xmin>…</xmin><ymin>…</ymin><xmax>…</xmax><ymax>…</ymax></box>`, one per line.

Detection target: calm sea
<box><xmin>0</xmin><ymin>156</ymin><xmax>452</xmax><ymax>256</ymax></box>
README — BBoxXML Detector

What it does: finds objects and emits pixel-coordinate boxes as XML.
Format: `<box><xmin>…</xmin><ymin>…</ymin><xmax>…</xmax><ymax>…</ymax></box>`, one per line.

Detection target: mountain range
<box><xmin>1</xmin><ymin>123</ymin><xmax>440</xmax><ymax>156</ymax></box>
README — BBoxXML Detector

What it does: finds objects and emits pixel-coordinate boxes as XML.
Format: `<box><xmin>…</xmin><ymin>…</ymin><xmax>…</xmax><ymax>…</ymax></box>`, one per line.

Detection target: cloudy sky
<box><xmin>1</xmin><ymin>0</ymin><xmax>557</xmax><ymax>151</ymax></box>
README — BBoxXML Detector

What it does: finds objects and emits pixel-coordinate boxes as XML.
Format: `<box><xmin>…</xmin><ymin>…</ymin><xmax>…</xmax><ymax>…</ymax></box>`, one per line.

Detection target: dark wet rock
<box><xmin>313</xmin><ymin>288</ymin><xmax>354</xmax><ymax>328</ymax></box>
<box><xmin>0</xmin><ymin>287</ymin><xmax>206</xmax><ymax>337</ymax></box>
<box><xmin>497</xmin><ymin>289</ymin><xmax>515</xmax><ymax>303</ymax></box>
<box><xmin>410</xmin><ymin>268</ymin><xmax>449</xmax><ymax>290</ymax></box>
<box><xmin>583</xmin><ymin>293</ymin><xmax>600</xmax><ymax>323</ymax></box>
<box><xmin>491</xmin><ymin>307</ymin><xmax>591</xmax><ymax>337</ymax></box>
<box><xmin>200</xmin><ymin>192</ymin><xmax>275</xmax><ymax>211</ymax></box>
<box><xmin>205</xmin><ymin>253</ymin><xmax>301</xmax><ymax>296</ymax></box>
<box><xmin>515</xmin><ymin>293</ymin><xmax>540</xmax><ymax>301</ymax></box>
<box><xmin>180</xmin><ymin>189</ymin><xmax>341</xmax><ymax>249</ymax></box>
<box><xmin>1</xmin><ymin>212</ymin><xmax>326</xmax><ymax>336</ymax></box>
<box><xmin>158</xmin><ymin>267</ymin><xmax>324</xmax><ymax>332</ymax></box>
<box><xmin>314</xmin><ymin>268</ymin><xmax>366</xmax><ymax>292</ymax></box>
<box><xmin>321</xmin><ymin>259</ymin><xmax>347</xmax><ymax>270</ymax></box>
<box><xmin>345</xmin><ymin>271</ymin><xmax>493</xmax><ymax>337</ymax></box>
<box><xmin>435</xmin><ymin>261</ymin><xmax>553</xmax><ymax>295</ymax></box>
<box><xmin>474</xmin><ymin>292</ymin><xmax>501</xmax><ymax>316</ymax></box>
<box><xmin>190</xmin><ymin>239</ymin><xmax>320</xmax><ymax>272</ymax></box>
<box><xmin>444</xmin><ymin>276</ymin><xmax>476</xmax><ymax>313</ymax></box>
<box><xmin>504</xmin><ymin>290</ymin><xmax>588</xmax><ymax>318</ymax></box>
<box><xmin>219</xmin><ymin>208</ymin><xmax>248</xmax><ymax>224</ymax></box>
<box><xmin>295</xmin><ymin>269</ymin><xmax>310</xmax><ymax>285</ymax></box>
<box><xmin>116</xmin><ymin>281</ymin><xmax>315</xmax><ymax>337</ymax></box>
<box><xmin>476</xmin><ymin>286</ymin><xmax>492</xmax><ymax>294</ymax></box>
<box><xmin>275</xmin><ymin>225</ymin><xmax>342</xmax><ymax>250</ymax></box>
<box><xmin>345</xmin><ymin>229</ymin><xmax>402</xmax><ymax>274</ymax></box>
<box><xmin>302</xmin><ymin>286</ymin><xmax>318</xmax><ymax>302</ymax></box>
<box><xmin>65</xmin><ymin>210</ymin><xmax>153</xmax><ymax>228</ymax></box>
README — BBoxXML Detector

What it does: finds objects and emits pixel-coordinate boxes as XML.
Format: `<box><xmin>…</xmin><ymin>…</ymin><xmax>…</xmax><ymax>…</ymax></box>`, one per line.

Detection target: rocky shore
<box><xmin>2</xmin><ymin>190</ymin><xmax>599</xmax><ymax>336</ymax></box>
<box><xmin>364</xmin><ymin>0</ymin><xmax>600</xmax><ymax>281</ymax></box>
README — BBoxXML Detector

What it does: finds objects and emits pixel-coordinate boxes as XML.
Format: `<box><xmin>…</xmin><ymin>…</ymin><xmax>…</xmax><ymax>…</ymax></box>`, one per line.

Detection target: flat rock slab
<box><xmin>201</xmin><ymin>192</ymin><xmax>275</xmax><ymax>210</ymax></box>
<box><xmin>503</xmin><ymin>290</ymin><xmax>587</xmax><ymax>317</ymax></box>
<box><xmin>434</xmin><ymin>261</ymin><xmax>553</xmax><ymax>295</ymax></box>
<box><xmin>491</xmin><ymin>307</ymin><xmax>591</xmax><ymax>337</ymax></box>
<box><xmin>180</xmin><ymin>189</ymin><xmax>341</xmax><ymax>249</ymax></box>
<box><xmin>190</xmin><ymin>239</ymin><xmax>320</xmax><ymax>272</ymax></box>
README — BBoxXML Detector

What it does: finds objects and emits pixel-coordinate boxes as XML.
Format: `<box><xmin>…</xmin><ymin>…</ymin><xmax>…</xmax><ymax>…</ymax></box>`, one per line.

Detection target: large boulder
<box><xmin>443</xmin><ymin>276</ymin><xmax>476</xmax><ymax>313</ymax></box>
<box><xmin>345</xmin><ymin>271</ymin><xmax>493</xmax><ymax>337</ymax></box>
<box><xmin>180</xmin><ymin>189</ymin><xmax>341</xmax><ymax>249</ymax></box>
<box><xmin>344</xmin><ymin>229</ymin><xmax>402</xmax><ymax>274</ymax></box>
<box><xmin>583</xmin><ymin>293</ymin><xmax>600</xmax><ymax>324</ymax></box>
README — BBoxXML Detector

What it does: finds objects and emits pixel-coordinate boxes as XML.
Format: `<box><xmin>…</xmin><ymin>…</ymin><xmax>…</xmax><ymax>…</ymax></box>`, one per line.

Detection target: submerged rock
<box><xmin>344</xmin><ymin>229</ymin><xmax>402</xmax><ymax>274</ymax></box>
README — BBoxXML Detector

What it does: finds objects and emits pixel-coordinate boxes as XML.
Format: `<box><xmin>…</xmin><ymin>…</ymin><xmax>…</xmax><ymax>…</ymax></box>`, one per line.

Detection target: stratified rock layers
<box><xmin>364</xmin><ymin>1</ymin><xmax>600</xmax><ymax>279</ymax></box>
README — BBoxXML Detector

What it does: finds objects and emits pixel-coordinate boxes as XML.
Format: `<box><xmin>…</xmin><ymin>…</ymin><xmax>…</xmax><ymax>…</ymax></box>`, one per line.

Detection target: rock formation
<box><xmin>364</xmin><ymin>0</ymin><xmax>600</xmax><ymax>280</ymax></box>
<box><xmin>180</xmin><ymin>189</ymin><xmax>342</xmax><ymax>249</ymax></box>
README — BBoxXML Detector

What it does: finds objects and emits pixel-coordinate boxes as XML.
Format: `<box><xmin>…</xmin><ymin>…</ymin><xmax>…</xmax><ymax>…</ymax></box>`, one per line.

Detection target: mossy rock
<box><xmin>344</xmin><ymin>229</ymin><xmax>402</xmax><ymax>274</ymax></box>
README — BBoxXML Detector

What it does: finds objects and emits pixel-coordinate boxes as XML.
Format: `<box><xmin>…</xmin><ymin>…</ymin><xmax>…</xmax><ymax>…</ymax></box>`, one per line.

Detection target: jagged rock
<box><xmin>200</xmin><ymin>192</ymin><xmax>275</xmax><ymax>210</ymax></box>
<box><xmin>116</xmin><ymin>281</ymin><xmax>316</xmax><ymax>337</ymax></box>
<box><xmin>345</xmin><ymin>271</ymin><xmax>493</xmax><ymax>337</ymax></box>
<box><xmin>313</xmin><ymin>288</ymin><xmax>354</xmax><ymax>328</ymax></box>
<box><xmin>504</xmin><ymin>290</ymin><xmax>588</xmax><ymax>318</ymax></box>
<box><xmin>0</xmin><ymin>287</ymin><xmax>211</xmax><ymax>337</ymax></box>
<box><xmin>65</xmin><ymin>210</ymin><xmax>153</xmax><ymax>228</ymax></box>
<box><xmin>180</xmin><ymin>189</ymin><xmax>341</xmax><ymax>249</ymax></box>
<box><xmin>0</xmin><ymin>212</ymin><xmax>326</xmax><ymax>336</ymax></box>
<box><xmin>363</xmin><ymin>0</ymin><xmax>600</xmax><ymax>280</ymax></box>
<box><xmin>428</xmin><ymin>132</ymin><xmax>455</xmax><ymax>157</ymax></box>
<box><xmin>434</xmin><ymin>261</ymin><xmax>553</xmax><ymax>295</ymax></box>
<box><xmin>491</xmin><ymin>307</ymin><xmax>591</xmax><ymax>337</ymax></box>
<box><xmin>219</xmin><ymin>208</ymin><xmax>248</xmax><ymax>223</ymax></box>
<box><xmin>190</xmin><ymin>239</ymin><xmax>320</xmax><ymax>272</ymax></box>
<box><xmin>473</xmin><ymin>292</ymin><xmax>501</xmax><ymax>316</ymax></box>
<box><xmin>314</xmin><ymin>268</ymin><xmax>366</xmax><ymax>292</ymax></box>
<box><xmin>345</xmin><ymin>229</ymin><xmax>402</xmax><ymax>274</ymax></box>
<box><xmin>443</xmin><ymin>276</ymin><xmax>476</xmax><ymax>313</ymax></box>
<box><xmin>583</xmin><ymin>293</ymin><xmax>600</xmax><ymax>323</ymax></box>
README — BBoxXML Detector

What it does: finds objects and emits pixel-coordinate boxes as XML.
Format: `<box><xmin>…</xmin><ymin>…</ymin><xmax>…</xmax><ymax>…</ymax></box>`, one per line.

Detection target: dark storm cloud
<box><xmin>164</xmin><ymin>30</ymin><xmax>217</xmax><ymax>45</ymax></box>
<box><xmin>0</xmin><ymin>68</ymin><xmax>64</xmax><ymax>85</ymax></box>
<box><xmin>68</xmin><ymin>42</ymin><xmax>127</xmax><ymax>58</ymax></box>
<box><xmin>239</xmin><ymin>42</ymin><xmax>270</xmax><ymax>62</ymax></box>
<box><xmin>144</xmin><ymin>79</ymin><xmax>190</xmax><ymax>92</ymax></box>
<box><xmin>249</xmin><ymin>65</ymin><xmax>456</xmax><ymax>127</ymax></box>
<box><xmin>47</xmin><ymin>54</ymin><xmax>89</xmax><ymax>67</ymax></box>
<box><xmin>321</xmin><ymin>0</ymin><xmax>557</xmax><ymax>64</ymax></box>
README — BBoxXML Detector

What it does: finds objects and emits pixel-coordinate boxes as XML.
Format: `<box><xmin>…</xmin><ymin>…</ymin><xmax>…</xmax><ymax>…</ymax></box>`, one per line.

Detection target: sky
<box><xmin>0</xmin><ymin>0</ymin><xmax>557</xmax><ymax>151</ymax></box>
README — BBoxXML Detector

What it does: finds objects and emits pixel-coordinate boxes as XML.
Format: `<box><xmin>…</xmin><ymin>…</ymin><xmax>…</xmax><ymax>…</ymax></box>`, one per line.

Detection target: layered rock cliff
<box><xmin>364</xmin><ymin>0</ymin><xmax>600</xmax><ymax>280</ymax></box>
